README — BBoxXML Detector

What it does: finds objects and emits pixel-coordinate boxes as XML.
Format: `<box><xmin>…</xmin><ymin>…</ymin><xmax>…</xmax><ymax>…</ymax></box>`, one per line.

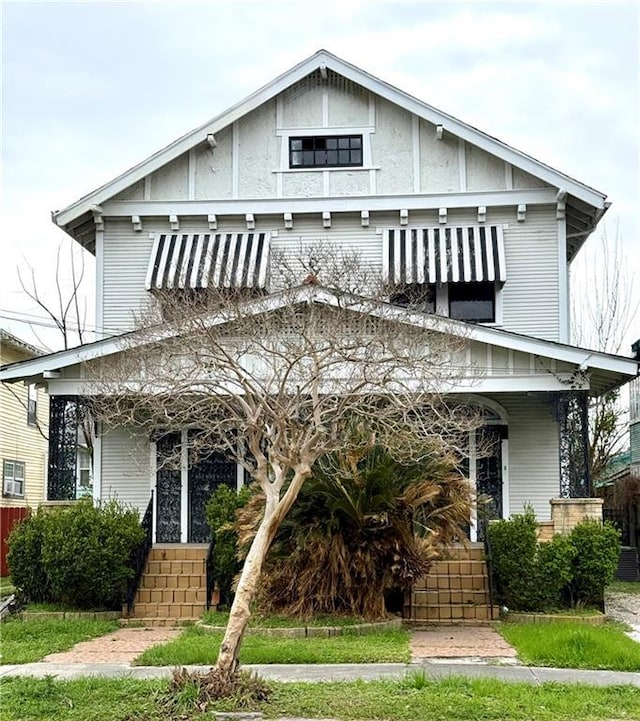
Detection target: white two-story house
<box><xmin>1</xmin><ymin>51</ymin><xmax>637</xmax><ymax>620</ymax></box>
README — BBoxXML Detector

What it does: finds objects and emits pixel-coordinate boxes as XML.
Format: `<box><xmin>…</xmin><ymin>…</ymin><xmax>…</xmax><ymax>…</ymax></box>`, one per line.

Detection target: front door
<box><xmin>156</xmin><ymin>432</ymin><xmax>182</xmax><ymax>543</ymax></box>
<box><xmin>155</xmin><ymin>430</ymin><xmax>237</xmax><ymax>543</ymax></box>
<box><xmin>475</xmin><ymin>425</ymin><xmax>506</xmax><ymax>541</ymax></box>
<box><xmin>188</xmin><ymin>435</ymin><xmax>237</xmax><ymax>543</ymax></box>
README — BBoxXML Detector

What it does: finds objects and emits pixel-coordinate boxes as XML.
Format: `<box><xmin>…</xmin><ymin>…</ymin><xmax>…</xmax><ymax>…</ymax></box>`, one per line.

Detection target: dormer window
<box><xmin>289</xmin><ymin>135</ymin><xmax>363</xmax><ymax>168</ymax></box>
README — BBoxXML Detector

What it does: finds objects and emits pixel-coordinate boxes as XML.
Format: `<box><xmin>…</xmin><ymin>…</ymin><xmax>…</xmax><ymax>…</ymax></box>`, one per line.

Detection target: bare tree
<box><xmin>88</xmin><ymin>250</ymin><xmax>482</xmax><ymax>677</ymax></box>
<box><xmin>15</xmin><ymin>238</ymin><xmax>95</xmax><ymax>488</ymax></box>
<box><xmin>18</xmin><ymin>240</ymin><xmax>90</xmax><ymax>351</ymax></box>
<box><xmin>572</xmin><ymin>224</ymin><xmax>638</xmax><ymax>481</ymax></box>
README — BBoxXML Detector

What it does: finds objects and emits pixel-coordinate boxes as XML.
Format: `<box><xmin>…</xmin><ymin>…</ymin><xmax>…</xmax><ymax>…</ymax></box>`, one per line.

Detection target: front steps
<box><xmin>123</xmin><ymin>545</ymin><xmax>208</xmax><ymax>626</ymax></box>
<box><xmin>406</xmin><ymin>544</ymin><xmax>499</xmax><ymax>625</ymax></box>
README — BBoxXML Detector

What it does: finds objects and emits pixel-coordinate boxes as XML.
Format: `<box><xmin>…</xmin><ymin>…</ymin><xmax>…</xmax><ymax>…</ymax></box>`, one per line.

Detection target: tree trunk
<box><xmin>215</xmin><ymin>467</ymin><xmax>310</xmax><ymax>674</ymax></box>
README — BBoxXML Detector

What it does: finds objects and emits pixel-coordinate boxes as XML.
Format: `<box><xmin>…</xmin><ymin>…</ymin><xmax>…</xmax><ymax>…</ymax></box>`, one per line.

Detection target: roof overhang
<box><xmin>52</xmin><ymin>50</ymin><xmax>609</xmax><ymax>253</ymax></box>
<box><xmin>1</xmin><ymin>285</ymin><xmax>636</xmax><ymax>397</ymax></box>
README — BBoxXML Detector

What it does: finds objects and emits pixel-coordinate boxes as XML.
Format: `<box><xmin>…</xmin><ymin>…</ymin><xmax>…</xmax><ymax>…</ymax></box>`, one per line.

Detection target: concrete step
<box><xmin>120</xmin><ymin>617</ymin><xmax>199</xmax><ymax>627</ymax></box>
<box><xmin>141</xmin><ymin>573</ymin><xmax>206</xmax><ymax>590</ymax></box>
<box><xmin>429</xmin><ymin>560</ymin><xmax>488</xmax><ymax>575</ymax></box>
<box><xmin>145</xmin><ymin>560</ymin><xmax>206</xmax><ymax>576</ymax></box>
<box><xmin>135</xmin><ymin>588</ymin><xmax>207</xmax><ymax>605</ymax></box>
<box><xmin>130</xmin><ymin>601</ymin><xmax>206</xmax><ymax>619</ymax></box>
<box><xmin>418</xmin><ymin>574</ymin><xmax>489</xmax><ymax>592</ymax></box>
<box><xmin>148</xmin><ymin>545</ymin><xmax>208</xmax><ymax>562</ymax></box>
<box><xmin>412</xmin><ymin>589</ymin><xmax>490</xmax><ymax>605</ymax></box>
<box><xmin>411</xmin><ymin>604</ymin><xmax>497</xmax><ymax>622</ymax></box>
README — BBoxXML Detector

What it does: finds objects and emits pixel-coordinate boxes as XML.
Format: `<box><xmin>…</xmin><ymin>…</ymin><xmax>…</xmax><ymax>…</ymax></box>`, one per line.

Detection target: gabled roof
<box><xmin>53</xmin><ymin>50</ymin><xmax>608</xmax><ymax>250</ymax></box>
<box><xmin>0</xmin><ymin>329</ymin><xmax>45</xmax><ymax>359</ymax></box>
<box><xmin>1</xmin><ymin>285</ymin><xmax>636</xmax><ymax>396</ymax></box>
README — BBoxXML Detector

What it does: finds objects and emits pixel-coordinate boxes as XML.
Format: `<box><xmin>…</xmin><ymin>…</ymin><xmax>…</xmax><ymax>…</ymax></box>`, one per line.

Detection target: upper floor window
<box><xmin>27</xmin><ymin>383</ymin><xmax>37</xmax><ymax>426</ymax></box>
<box><xmin>449</xmin><ymin>281</ymin><xmax>495</xmax><ymax>323</ymax></box>
<box><xmin>383</xmin><ymin>226</ymin><xmax>505</xmax><ymax>325</ymax></box>
<box><xmin>3</xmin><ymin>459</ymin><xmax>25</xmax><ymax>498</ymax></box>
<box><xmin>289</xmin><ymin>135</ymin><xmax>363</xmax><ymax>168</ymax></box>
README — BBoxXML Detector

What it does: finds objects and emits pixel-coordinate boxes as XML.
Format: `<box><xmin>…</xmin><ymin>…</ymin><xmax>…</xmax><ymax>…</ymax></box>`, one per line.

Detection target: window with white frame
<box><xmin>383</xmin><ymin>226</ymin><xmax>506</xmax><ymax>324</ymax></box>
<box><xmin>76</xmin><ymin>447</ymin><xmax>92</xmax><ymax>498</ymax></box>
<box><xmin>3</xmin><ymin>460</ymin><xmax>25</xmax><ymax>498</ymax></box>
<box><xmin>27</xmin><ymin>384</ymin><xmax>37</xmax><ymax>426</ymax></box>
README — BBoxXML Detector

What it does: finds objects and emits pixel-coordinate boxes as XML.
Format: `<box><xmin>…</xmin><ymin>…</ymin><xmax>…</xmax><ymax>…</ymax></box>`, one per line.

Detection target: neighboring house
<box><xmin>600</xmin><ymin>339</ymin><xmax>640</xmax><ymax>580</ymax></box>
<box><xmin>1</xmin><ymin>51</ymin><xmax>638</xmax><ymax>617</ymax></box>
<box><xmin>0</xmin><ymin>330</ymin><xmax>49</xmax><ymax>576</ymax></box>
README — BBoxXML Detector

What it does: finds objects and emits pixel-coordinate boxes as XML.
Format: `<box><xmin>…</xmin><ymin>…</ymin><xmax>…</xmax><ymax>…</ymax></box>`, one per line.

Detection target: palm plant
<box><xmin>239</xmin><ymin>436</ymin><xmax>472</xmax><ymax>620</ymax></box>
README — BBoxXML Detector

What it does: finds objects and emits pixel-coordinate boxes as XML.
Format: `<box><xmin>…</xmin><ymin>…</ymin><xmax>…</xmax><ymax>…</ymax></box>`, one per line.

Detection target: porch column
<box><xmin>556</xmin><ymin>390</ymin><xmax>591</xmax><ymax>498</ymax></box>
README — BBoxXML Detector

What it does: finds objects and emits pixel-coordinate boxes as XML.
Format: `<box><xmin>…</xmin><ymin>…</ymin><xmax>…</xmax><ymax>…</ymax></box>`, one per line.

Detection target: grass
<box><xmin>1</xmin><ymin>675</ymin><xmax>639</xmax><ymax>721</ymax></box>
<box><xmin>0</xmin><ymin>616</ymin><xmax>119</xmax><ymax>664</ymax></box>
<box><xmin>498</xmin><ymin>620</ymin><xmax>640</xmax><ymax>671</ymax></box>
<box><xmin>608</xmin><ymin>580</ymin><xmax>640</xmax><ymax>594</ymax></box>
<box><xmin>135</xmin><ymin>625</ymin><xmax>410</xmax><ymax>666</ymax></box>
<box><xmin>0</xmin><ymin>576</ymin><xmax>15</xmax><ymax>597</ymax></box>
<box><xmin>200</xmin><ymin>610</ymin><xmax>375</xmax><ymax>627</ymax></box>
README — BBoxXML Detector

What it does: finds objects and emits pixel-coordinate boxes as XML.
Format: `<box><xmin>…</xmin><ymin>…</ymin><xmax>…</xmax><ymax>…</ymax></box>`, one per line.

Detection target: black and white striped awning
<box><xmin>383</xmin><ymin>226</ymin><xmax>506</xmax><ymax>286</ymax></box>
<box><xmin>145</xmin><ymin>232</ymin><xmax>270</xmax><ymax>291</ymax></box>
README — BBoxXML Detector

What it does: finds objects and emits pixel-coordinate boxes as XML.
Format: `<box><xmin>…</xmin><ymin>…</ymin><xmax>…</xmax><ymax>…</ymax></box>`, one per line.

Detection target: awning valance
<box><xmin>145</xmin><ymin>232</ymin><xmax>270</xmax><ymax>291</ymax></box>
<box><xmin>383</xmin><ymin>226</ymin><xmax>506</xmax><ymax>286</ymax></box>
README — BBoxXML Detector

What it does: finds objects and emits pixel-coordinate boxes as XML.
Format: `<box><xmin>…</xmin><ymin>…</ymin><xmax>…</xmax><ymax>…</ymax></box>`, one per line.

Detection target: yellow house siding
<box><xmin>0</xmin><ymin>344</ymin><xmax>49</xmax><ymax>508</ymax></box>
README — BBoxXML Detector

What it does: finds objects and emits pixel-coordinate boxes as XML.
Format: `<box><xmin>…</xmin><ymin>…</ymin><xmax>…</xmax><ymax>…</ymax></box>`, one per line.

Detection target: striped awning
<box><xmin>145</xmin><ymin>232</ymin><xmax>270</xmax><ymax>291</ymax></box>
<box><xmin>383</xmin><ymin>226</ymin><xmax>506</xmax><ymax>286</ymax></box>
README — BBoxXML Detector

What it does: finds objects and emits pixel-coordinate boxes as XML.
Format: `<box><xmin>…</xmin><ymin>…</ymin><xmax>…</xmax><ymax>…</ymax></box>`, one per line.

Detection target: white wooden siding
<box><xmin>101</xmin><ymin>206</ymin><xmax>560</xmax><ymax>338</ymax></box>
<box><xmin>100</xmin><ymin>425</ymin><xmax>150</xmax><ymax>515</ymax></box>
<box><xmin>500</xmin><ymin>205</ymin><xmax>559</xmax><ymax>340</ymax></box>
<box><xmin>483</xmin><ymin>392</ymin><xmax>559</xmax><ymax>521</ymax></box>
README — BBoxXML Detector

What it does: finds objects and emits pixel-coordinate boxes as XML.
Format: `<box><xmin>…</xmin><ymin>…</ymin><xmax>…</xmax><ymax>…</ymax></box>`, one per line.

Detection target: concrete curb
<box><xmin>1</xmin><ymin>661</ymin><xmax>638</xmax><ymax>687</ymax></box>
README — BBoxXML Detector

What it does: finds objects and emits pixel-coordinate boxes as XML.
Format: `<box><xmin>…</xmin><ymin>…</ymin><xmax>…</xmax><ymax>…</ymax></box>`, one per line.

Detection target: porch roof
<box><xmin>0</xmin><ymin>285</ymin><xmax>637</xmax><ymax>396</ymax></box>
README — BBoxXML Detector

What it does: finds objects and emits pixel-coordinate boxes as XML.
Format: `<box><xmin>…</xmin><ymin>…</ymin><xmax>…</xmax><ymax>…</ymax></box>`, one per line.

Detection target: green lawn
<box><xmin>0</xmin><ymin>576</ymin><xmax>15</xmax><ymax>597</ymax></box>
<box><xmin>0</xmin><ymin>617</ymin><xmax>119</xmax><ymax>664</ymax></box>
<box><xmin>1</xmin><ymin>676</ymin><xmax>639</xmax><ymax>721</ymax></box>
<box><xmin>498</xmin><ymin>620</ymin><xmax>640</xmax><ymax>671</ymax></box>
<box><xmin>200</xmin><ymin>610</ymin><xmax>372</xmax><ymax>627</ymax></box>
<box><xmin>608</xmin><ymin>580</ymin><xmax>640</xmax><ymax>595</ymax></box>
<box><xmin>135</xmin><ymin>625</ymin><xmax>410</xmax><ymax>666</ymax></box>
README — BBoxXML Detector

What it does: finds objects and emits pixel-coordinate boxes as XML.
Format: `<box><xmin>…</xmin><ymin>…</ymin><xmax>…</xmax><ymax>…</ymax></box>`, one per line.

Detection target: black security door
<box><xmin>476</xmin><ymin>425</ymin><xmax>506</xmax><ymax>541</ymax></box>
<box><xmin>156</xmin><ymin>432</ymin><xmax>182</xmax><ymax>543</ymax></box>
<box><xmin>188</xmin><ymin>432</ymin><xmax>237</xmax><ymax>543</ymax></box>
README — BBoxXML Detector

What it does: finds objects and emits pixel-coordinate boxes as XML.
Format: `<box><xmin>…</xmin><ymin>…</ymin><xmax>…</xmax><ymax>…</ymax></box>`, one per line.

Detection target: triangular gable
<box><xmin>53</xmin><ymin>50</ymin><xmax>607</xmax><ymax>237</ymax></box>
<box><xmin>1</xmin><ymin>286</ymin><xmax>636</xmax><ymax>396</ymax></box>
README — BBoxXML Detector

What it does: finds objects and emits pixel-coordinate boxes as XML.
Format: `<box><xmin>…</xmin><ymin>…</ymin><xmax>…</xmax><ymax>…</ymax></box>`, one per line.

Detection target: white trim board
<box><xmin>1</xmin><ymin>284</ymin><xmax>637</xmax><ymax>384</ymax></box>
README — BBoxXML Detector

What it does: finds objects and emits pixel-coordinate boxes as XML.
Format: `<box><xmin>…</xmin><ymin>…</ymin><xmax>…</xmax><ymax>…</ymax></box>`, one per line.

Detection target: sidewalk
<box><xmin>1</xmin><ymin>661</ymin><xmax>639</xmax><ymax>687</ymax></box>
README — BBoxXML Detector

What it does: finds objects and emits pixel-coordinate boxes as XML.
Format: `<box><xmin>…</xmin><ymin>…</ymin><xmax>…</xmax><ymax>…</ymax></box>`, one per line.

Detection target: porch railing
<box><xmin>125</xmin><ymin>492</ymin><xmax>154</xmax><ymax>615</ymax></box>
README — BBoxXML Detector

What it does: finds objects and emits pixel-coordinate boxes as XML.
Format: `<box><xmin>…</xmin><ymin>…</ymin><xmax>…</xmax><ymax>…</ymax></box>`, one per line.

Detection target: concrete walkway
<box><xmin>605</xmin><ymin>590</ymin><xmax>640</xmax><ymax>643</ymax></box>
<box><xmin>1</xmin><ymin>661</ymin><xmax>638</xmax><ymax>687</ymax></box>
<box><xmin>410</xmin><ymin>627</ymin><xmax>518</xmax><ymax>663</ymax></box>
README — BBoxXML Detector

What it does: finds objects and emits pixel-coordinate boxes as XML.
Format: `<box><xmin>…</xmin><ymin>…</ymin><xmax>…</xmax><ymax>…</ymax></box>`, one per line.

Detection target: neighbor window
<box><xmin>76</xmin><ymin>447</ymin><xmax>92</xmax><ymax>498</ymax></box>
<box><xmin>449</xmin><ymin>282</ymin><xmax>495</xmax><ymax>323</ymax></box>
<box><xmin>3</xmin><ymin>460</ymin><xmax>25</xmax><ymax>498</ymax></box>
<box><xmin>27</xmin><ymin>383</ymin><xmax>37</xmax><ymax>426</ymax></box>
<box><xmin>289</xmin><ymin>135</ymin><xmax>363</xmax><ymax>168</ymax></box>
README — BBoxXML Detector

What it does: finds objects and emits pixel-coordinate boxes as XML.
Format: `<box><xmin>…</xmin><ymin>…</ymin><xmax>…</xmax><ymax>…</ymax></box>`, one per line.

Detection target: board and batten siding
<box><xmin>482</xmin><ymin>392</ymin><xmax>559</xmax><ymax>521</ymax></box>
<box><xmin>100</xmin><ymin>425</ymin><xmax>151</xmax><ymax>516</ymax></box>
<box><xmin>109</xmin><ymin>74</ymin><xmax>551</xmax><ymax>204</ymax></box>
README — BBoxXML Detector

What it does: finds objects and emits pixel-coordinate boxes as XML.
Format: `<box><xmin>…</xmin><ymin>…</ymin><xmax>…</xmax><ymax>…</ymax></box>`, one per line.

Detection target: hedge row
<box><xmin>7</xmin><ymin>499</ymin><xmax>144</xmax><ymax>610</ymax></box>
<box><xmin>488</xmin><ymin>507</ymin><xmax>620</xmax><ymax>611</ymax></box>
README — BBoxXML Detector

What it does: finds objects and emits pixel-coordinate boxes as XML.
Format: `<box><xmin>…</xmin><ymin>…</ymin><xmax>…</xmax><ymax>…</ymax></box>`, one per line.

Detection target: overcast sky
<box><xmin>1</xmin><ymin>1</ymin><xmax>638</xmax><ymax>352</ymax></box>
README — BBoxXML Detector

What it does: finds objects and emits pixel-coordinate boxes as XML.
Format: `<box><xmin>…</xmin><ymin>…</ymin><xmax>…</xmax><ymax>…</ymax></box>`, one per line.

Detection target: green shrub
<box><xmin>568</xmin><ymin>520</ymin><xmax>620</xmax><ymax>607</ymax></box>
<box><xmin>205</xmin><ymin>484</ymin><xmax>251</xmax><ymax>608</ymax></box>
<box><xmin>6</xmin><ymin>498</ymin><xmax>144</xmax><ymax>609</ymax></box>
<box><xmin>6</xmin><ymin>508</ymin><xmax>52</xmax><ymax>602</ymax></box>
<box><xmin>487</xmin><ymin>507</ymin><xmax>538</xmax><ymax>610</ymax></box>
<box><xmin>532</xmin><ymin>533</ymin><xmax>575</xmax><ymax>610</ymax></box>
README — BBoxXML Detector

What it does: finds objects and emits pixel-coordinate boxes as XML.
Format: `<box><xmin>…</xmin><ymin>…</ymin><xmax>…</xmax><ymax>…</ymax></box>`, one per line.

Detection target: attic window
<box><xmin>289</xmin><ymin>135</ymin><xmax>362</xmax><ymax>168</ymax></box>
